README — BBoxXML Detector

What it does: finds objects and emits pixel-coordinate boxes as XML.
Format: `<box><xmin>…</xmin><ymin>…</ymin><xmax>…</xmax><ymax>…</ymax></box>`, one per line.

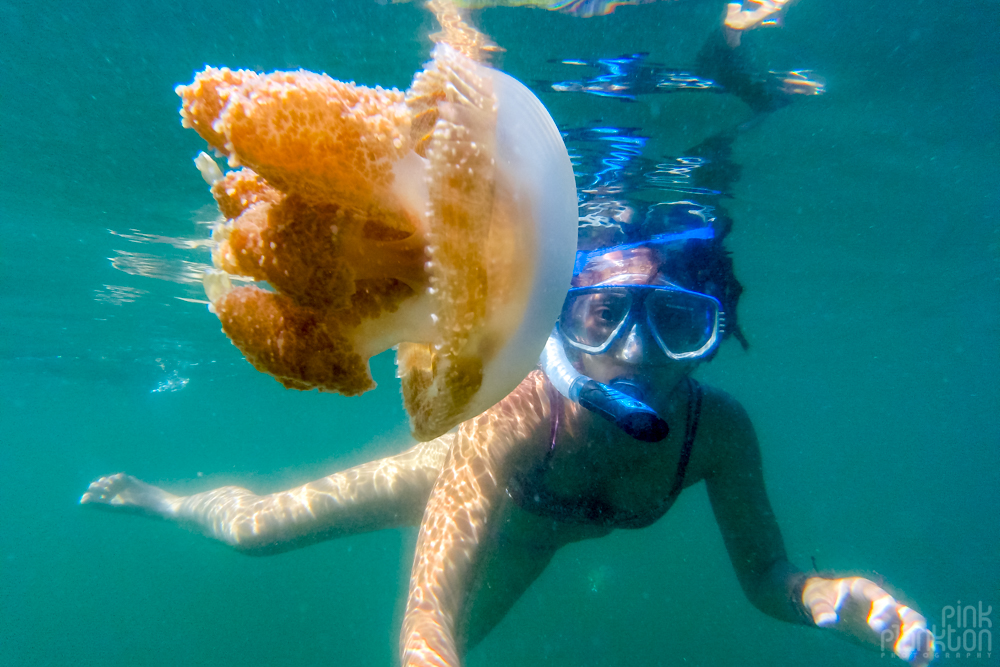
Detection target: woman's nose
<box><xmin>616</xmin><ymin>322</ymin><xmax>652</xmax><ymax>364</ymax></box>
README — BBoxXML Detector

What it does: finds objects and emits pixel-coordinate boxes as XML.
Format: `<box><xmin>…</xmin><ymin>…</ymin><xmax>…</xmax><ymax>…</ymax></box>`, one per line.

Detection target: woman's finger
<box><xmin>895</xmin><ymin>606</ymin><xmax>934</xmax><ymax>665</ymax></box>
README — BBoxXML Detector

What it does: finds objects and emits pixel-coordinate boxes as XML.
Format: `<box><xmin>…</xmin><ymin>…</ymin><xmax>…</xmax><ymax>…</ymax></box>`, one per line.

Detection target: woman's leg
<box><xmin>81</xmin><ymin>436</ymin><xmax>452</xmax><ymax>554</ymax></box>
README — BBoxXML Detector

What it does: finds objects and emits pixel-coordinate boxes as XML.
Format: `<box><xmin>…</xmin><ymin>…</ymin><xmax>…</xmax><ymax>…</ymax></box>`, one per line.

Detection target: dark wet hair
<box><xmin>567</xmin><ymin>128</ymin><xmax>749</xmax><ymax>350</ymax></box>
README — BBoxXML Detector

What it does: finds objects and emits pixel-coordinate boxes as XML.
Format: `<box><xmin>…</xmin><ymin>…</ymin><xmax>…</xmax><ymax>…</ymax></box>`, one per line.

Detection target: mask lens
<box><xmin>560</xmin><ymin>288</ymin><xmax>632</xmax><ymax>351</ymax></box>
<box><xmin>646</xmin><ymin>289</ymin><xmax>718</xmax><ymax>356</ymax></box>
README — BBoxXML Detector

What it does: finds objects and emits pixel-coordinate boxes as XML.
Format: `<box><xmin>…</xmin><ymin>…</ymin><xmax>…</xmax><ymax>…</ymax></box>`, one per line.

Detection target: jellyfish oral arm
<box><xmin>352</xmin><ymin>291</ymin><xmax>437</xmax><ymax>360</ymax></box>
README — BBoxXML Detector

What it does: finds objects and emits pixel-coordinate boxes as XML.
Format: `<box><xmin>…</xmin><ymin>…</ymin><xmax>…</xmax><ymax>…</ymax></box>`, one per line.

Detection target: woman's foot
<box><xmin>80</xmin><ymin>473</ymin><xmax>177</xmax><ymax>517</ymax></box>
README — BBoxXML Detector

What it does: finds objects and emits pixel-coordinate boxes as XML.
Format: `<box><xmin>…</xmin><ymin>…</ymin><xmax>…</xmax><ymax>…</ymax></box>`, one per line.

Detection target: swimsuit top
<box><xmin>507</xmin><ymin>376</ymin><xmax>704</xmax><ymax>529</ymax></box>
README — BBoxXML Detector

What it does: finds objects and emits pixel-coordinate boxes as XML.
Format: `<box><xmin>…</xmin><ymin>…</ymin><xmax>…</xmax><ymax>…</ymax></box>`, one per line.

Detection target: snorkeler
<box><xmin>81</xmin><ymin>2</ymin><xmax>926</xmax><ymax>665</ymax></box>
<box><xmin>81</xmin><ymin>231</ymin><xmax>935</xmax><ymax>667</ymax></box>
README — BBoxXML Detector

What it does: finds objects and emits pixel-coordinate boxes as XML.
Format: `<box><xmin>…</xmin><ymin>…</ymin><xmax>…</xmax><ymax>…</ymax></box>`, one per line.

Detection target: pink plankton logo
<box><xmin>882</xmin><ymin>601</ymin><xmax>992</xmax><ymax>661</ymax></box>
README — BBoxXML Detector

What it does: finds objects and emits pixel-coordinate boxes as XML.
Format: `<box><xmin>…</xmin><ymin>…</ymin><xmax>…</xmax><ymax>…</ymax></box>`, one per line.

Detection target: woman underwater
<box><xmin>82</xmin><ymin>7</ymin><xmax>931</xmax><ymax>667</ymax></box>
<box><xmin>81</xmin><ymin>181</ymin><xmax>935</xmax><ymax>667</ymax></box>
<box><xmin>81</xmin><ymin>233</ymin><xmax>935</xmax><ymax>666</ymax></box>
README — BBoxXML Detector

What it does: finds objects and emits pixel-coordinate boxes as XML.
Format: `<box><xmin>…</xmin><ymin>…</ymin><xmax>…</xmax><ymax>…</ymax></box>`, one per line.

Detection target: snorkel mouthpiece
<box><xmin>576</xmin><ymin>382</ymin><xmax>669</xmax><ymax>442</ymax></box>
<box><xmin>541</xmin><ymin>332</ymin><xmax>669</xmax><ymax>443</ymax></box>
<box><xmin>608</xmin><ymin>378</ymin><xmax>648</xmax><ymax>402</ymax></box>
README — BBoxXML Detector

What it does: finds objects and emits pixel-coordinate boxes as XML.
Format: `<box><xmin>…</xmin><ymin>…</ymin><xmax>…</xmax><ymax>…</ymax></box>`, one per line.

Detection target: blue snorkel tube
<box><xmin>540</xmin><ymin>331</ymin><xmax>670</xmax><ymax>443</ymax></box>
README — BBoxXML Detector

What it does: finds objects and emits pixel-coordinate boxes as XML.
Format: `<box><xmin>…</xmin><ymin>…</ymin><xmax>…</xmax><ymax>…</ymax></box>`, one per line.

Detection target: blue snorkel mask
<box><xmin>559</xmin><ymin>282</ymin><xmax>724</xmax><ymax>361</ymax></box>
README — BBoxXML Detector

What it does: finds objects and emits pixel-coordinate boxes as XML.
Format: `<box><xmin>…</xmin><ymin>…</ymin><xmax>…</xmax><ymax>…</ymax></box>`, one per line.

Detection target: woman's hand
<box><xmin>724</xmin><ymin>0</ymin><xmax>793</xmax><ymax>31</ymax></box>
<box><xmin>81</xmin><ymin>473</ymin><xmax>178</xmax><ymax>517</ymax></box>
<box><xmin>802</xmin><ymin>576</ymin><xmax>935</xmax><ymax>666</ymax></box>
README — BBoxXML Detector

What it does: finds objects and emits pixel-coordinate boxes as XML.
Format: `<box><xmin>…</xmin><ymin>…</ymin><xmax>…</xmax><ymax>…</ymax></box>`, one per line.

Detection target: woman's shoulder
<box><xmin>691</xmin><ymin>379</ymin><xmax>759</xmax><ymax>461</ymax></box>
<box><xmin>478</xmin><ymin>370</ymin><xmax>552</xmax><ymax>418</ymax></box>
<box><xmin>458</xmin><ymin>370</ymin><xmax>555</xmax><ymax>461</ymax></box>
<box><xmin>695</xmin><ymin>380</ymin><xmax>751</xmax><ymax>423</ymax></box>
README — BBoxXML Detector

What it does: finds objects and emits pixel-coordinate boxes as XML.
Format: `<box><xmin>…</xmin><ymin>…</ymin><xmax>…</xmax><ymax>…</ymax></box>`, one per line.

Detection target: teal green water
<box><xmin>2</xmin><ymin>1</ymin><xmax>997</xmax><ymax>665</ymax></box>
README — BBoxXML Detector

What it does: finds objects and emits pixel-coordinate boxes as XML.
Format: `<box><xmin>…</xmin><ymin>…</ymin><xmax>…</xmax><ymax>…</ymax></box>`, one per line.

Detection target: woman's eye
<box><xmin>594</xmin><ymin>307</ymin><xmax>615</xmax><ymax>323</ymax></box>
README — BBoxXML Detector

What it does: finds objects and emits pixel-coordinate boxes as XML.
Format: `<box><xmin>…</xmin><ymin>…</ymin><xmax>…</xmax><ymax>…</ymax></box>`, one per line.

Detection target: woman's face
<box><xmin>573</xmin><ymin>271</ymin><xmax>698</xmax><ymax>404</ymax></box>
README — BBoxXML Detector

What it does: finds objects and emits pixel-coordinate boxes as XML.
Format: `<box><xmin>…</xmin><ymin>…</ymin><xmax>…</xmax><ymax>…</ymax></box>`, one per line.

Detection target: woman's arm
<box><xmin>703</xmin><ymin>389</ymin><xmax>934</xmax><ymax>665</ymax></box>
<box><xmin>701</xmin><ymin>388</ymin><xmax>808</xmax><ymax>624</ymax></box>
<box><xmin>399</xmin><ymin>372</ymin><xmax>553</xmax><ymax>667</ymax></box>
<box><xmin>80</xmin><ymin>437</ymin><xmax>451</xmax><ymax>554</ymax></box>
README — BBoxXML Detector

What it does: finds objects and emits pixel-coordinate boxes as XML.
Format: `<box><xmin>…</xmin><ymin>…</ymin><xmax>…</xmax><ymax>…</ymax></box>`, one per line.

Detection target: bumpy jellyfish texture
<box><xmin>178</xmin><ymin>43</ymin><xmax>577</xmax><ymax>440</ymax></box>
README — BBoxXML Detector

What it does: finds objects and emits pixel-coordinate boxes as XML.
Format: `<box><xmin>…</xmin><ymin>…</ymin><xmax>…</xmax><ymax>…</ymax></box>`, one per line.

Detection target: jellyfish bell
<box><xmin>178</xmin><ymin>39</ymin><xmax>576</xmax><ymax>440</ymax></box>
<box><xmin>395</xmin><ymin>46</ymin><xmax>578</xmax><ymax>436</ymax></box>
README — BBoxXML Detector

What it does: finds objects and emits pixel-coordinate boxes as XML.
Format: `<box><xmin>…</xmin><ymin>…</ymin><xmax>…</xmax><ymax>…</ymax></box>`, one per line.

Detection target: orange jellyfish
<box><xmin>176</xmin><ymin>2</ymin><xmax>577</xmax><ymax>440</ymax></box>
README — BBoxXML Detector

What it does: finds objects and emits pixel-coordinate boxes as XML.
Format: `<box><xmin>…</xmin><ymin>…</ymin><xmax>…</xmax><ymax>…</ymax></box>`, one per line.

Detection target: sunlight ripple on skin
<box><xmin>79</xmin><ymin>3</ymin><xmax>936</xmax><ymax>666</ymax></box>
<box><xmin>84</xmin><ymin>437</ymin><xmax>451</xmax><ymax>551</ymax></box>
